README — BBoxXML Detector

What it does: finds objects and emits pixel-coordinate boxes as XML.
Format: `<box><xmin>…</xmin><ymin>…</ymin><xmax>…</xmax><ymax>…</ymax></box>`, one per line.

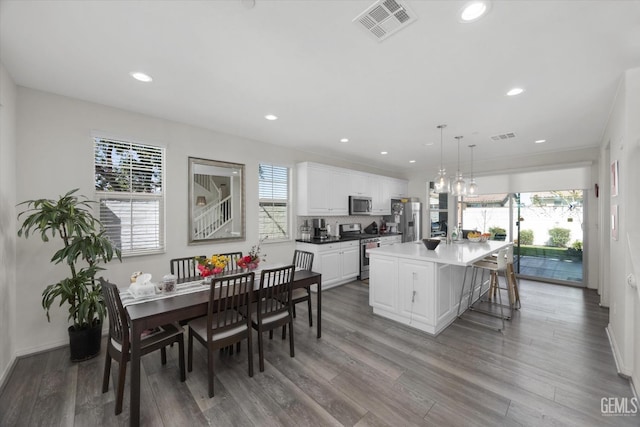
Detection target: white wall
<box><xmin>600</xmin><ymin>67</ymin><xmax>639</xmax><ymax>394</ymax></box>
<box><xmin>0</xmin><ymin>63</ymin><xmax>17</xmax><ymax>385</ymax></box>
<box><xmin>13</xmin><ymin>87</ymin><xmax>400</xmax><ymax>356</ymax></box>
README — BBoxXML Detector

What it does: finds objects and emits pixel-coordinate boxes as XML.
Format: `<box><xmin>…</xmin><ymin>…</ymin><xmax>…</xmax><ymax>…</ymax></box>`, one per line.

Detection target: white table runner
<box><xmin>120</xmin><ymin>264</ymin><xmax>297</xmax><ymax>307</ymax></box>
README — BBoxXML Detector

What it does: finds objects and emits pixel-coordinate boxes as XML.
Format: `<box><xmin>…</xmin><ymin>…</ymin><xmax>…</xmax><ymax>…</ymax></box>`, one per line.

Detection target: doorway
<box><xmin>460</xmin><ymin>190</ymin><xmax>585</xmax><ymax>286</ymax></box>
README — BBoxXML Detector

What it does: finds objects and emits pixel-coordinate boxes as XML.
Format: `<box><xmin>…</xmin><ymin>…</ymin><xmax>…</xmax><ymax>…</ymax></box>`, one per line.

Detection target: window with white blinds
<box><xmin>94</xmin><ymin>137</ymin><xmax>165</xmax><ymax>256</ymax></box>
<box><xmin>258</xmin><ymin>164</ymin><xmax>290</xmax><ymax>241</ymax></box>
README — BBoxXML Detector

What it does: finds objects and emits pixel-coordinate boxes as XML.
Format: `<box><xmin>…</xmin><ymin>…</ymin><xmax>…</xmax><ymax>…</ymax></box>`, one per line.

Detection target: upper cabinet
<box><xmin>297</xmin><ymin>162</ymin><xmax>349</xmax><ymax>216</ymax></box>
<box><xmin>297</xmin><ymin>162</ymin><xmax>408</xmax><ymax>216</ymax></box>
<box><xmin>348</xmin><ymin>172</ymin><xmax>371</xmax><ymax>196</ymax></box>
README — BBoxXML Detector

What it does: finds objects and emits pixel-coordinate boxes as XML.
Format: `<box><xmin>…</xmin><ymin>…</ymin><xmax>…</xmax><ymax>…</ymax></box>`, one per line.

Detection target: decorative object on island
<box><xmin>17</xmin><ymin>189</ymin><xmax>122</xmax><ymax>361</ymax></box>
<box><xmin>195</xmin><ymin>255</ymin><xmax>230</xmax><ymax>277</ymax></box>
<box><xmin>422</xmin><ymin>238</ymin><xmax>441</xmax><ymax>250</ymax></box>
<box><xmin>433</xmin><ymin>124</ymin><xmax>450</xmax><ymax>194</ymax></box>
<box><xmin>237</xmin><ymin>238</ymin><xmax>267</xmax><ymax>270</ymax></box>
<box><xmin>451</xmin><ymin>136</ymin><xmax>466</xmax><ymax>197</ymax></box>
<box><xmin>467</xmin><ymin>144</ymin><xmax>478</xmax><ymax>197</ymax></box>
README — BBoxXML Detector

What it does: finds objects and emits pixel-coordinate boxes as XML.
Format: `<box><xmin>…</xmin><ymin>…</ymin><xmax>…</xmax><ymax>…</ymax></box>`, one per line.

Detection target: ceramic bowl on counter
<box><xmin>422</xmin><ymin>239</ymin><xmax>441</xmax><ymax>250</ymax></box>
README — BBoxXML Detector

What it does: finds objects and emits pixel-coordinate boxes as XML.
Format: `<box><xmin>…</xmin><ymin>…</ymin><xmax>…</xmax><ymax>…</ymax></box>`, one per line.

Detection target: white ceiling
<box><xmin>2</xmin><ymin>0</ymin><xmax>639</xmax><ymax>174</ymax></box>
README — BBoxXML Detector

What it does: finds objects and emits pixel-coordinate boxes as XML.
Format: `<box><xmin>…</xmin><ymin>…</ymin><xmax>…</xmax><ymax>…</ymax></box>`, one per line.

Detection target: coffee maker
<box><xmin>312</xmin><ymin>218</ymin><xmax>328</xmax><ymax>239</ymax></box>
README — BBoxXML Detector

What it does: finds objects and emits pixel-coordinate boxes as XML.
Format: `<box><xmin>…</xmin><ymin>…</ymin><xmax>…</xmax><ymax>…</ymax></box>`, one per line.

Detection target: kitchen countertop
<box><xmin>368</xmin><ymin>239</ymin><xmax>512</xmax><ymax>266</ymax></box>
<box><xmin>296</xmin><ymin>233</ymin><xmax>402</xmax><ymax>245</ymax></box>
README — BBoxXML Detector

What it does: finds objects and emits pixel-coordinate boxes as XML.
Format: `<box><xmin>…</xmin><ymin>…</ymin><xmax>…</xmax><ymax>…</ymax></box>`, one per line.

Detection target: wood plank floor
<box><xmin>1</xmin><ymin>279</ymin><xmax>636</xmax><ymax>426</ymax></box>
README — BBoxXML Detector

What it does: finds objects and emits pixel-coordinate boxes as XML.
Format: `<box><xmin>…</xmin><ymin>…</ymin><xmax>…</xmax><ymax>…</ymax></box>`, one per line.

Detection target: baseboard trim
<box><xmin>0</xmin><ymin>356</ymin><xmax>17</xmax><ymax>396</ymax></box>
<box><xmin>605</xmin><ymin>325</ymin><xmax>632</xmax><ymax>377</ymax></box>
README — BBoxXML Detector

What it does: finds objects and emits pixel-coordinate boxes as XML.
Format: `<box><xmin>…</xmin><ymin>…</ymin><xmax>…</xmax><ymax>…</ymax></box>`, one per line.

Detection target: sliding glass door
<box><xmin>460</xmin><ymin>190</ymin><xmax>584</xmax><ymax>286</ymax></box>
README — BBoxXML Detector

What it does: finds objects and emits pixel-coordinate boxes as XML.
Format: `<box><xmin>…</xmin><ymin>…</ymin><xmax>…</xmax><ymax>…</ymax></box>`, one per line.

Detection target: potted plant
<box><xmin>17</xmin><ymin>189</ymin><xmax>121</xmax><ymax>361</ymax></box>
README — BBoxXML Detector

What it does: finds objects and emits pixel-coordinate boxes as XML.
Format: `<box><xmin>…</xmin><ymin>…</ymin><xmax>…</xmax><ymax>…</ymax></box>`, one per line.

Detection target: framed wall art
<box><xmin>610</xmin><ymin>160</ymin><xmax>619</xmax><ymax>196</ymax></box>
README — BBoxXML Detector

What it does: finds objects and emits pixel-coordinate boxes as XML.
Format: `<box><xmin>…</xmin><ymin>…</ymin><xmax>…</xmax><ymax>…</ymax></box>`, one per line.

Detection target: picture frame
<box><xmin>611</xmin><ymin>204</ymin><xmax>618</xmax><ymax>241</ymax></box>
<box><xmin>610</xmin><ymin>160</ymin><xmax>619</xmax><ymax>196</ymax></box>
<box><xmin>188</xmin><ymin>157</ymin><xmax>246</xmax><ymax>245</ymax></box>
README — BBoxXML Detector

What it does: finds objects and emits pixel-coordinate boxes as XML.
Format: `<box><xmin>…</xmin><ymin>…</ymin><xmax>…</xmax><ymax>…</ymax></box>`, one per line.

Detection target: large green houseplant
<box><xmin>17</xmin><ymin>189</ymin><xmax>121</xmax><ymax>361</ymax></box>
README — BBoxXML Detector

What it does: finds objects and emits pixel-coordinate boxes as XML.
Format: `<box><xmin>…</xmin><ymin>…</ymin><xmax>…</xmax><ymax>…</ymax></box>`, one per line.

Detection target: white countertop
<box><xmin>368</xmin><ymin>240</ymin><xmax>512</xmax><ymax>266</ymax></box>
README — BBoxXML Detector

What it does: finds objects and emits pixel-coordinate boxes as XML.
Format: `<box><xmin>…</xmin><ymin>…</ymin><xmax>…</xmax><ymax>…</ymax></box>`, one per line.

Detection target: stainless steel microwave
<box><xmin>349</xmin><ymin>196</ymin><xmax>372</xmax><ymax>215</ymax></box>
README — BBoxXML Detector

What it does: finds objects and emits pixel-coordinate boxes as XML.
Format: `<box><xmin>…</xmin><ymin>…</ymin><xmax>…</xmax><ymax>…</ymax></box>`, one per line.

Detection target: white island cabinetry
<box><xmin>296</xmin><ymin>240</ymin><xmax>359</xmax><ymax>290</ymax></box>
<box><xmin>368</xmin><ymin>240</ymin><xmax>510</xmax><ymax>335</ymax></box>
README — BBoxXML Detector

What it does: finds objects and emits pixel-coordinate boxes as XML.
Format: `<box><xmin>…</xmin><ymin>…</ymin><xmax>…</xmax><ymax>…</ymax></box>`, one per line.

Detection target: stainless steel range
<box><xmin>339</xmin><ymin>223</ymin><xmax>380</xmax><ymax>280</ymax></box>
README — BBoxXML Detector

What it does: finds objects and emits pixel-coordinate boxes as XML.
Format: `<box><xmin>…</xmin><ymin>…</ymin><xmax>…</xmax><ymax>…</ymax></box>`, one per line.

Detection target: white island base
<box><xmin>368</xmin><ymin>240</ymin><xmax>511</xmax><ymax>336</ymax></box>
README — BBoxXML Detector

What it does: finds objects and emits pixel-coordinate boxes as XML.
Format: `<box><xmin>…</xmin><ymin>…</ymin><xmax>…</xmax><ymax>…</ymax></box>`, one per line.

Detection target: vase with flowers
<box><xmin>195</xmin><ymin>255</ymin><xmax>229</xmax><ymax>282</ymax></box>
<box><xmin>237</xmin><ymin>238</ymin><xmax>267</xmax><ymax>270</ymax></box>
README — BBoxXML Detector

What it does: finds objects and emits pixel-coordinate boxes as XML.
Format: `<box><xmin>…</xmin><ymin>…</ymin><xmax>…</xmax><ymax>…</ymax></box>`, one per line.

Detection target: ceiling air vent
<box><xmin>490</xmin><ymin>132</ymin><xmax>517</xmax><ymax>141</ymax></box>
<box><xmin>353</xmin><ymin>0</ymin><xmax>418</xmax><ymax>42</ymax></box>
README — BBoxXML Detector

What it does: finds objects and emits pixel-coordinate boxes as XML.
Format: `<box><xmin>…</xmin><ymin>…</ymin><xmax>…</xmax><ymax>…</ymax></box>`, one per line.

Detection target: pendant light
<box><xmin>433</xmin><ymin>124</ymin><xmax>450</xmax><ymax>193</ymax></box>
<box><xmin>451</xmin><ymin>136</ymin><xmax>466</xmax><ymax>196</ymax></box>
<box><xmin>467</xmin><ymin>144</ymin><xmax>478</xmax><ymax>197</ymax></box>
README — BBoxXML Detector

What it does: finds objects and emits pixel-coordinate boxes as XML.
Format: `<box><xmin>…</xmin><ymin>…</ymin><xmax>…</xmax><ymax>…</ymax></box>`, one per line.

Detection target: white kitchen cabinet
<box><xmin>297</xmin><ymin>162</ymin><xmax>349</xmax><ymax>216</ymax></box>
<box><xmin>369</xmin><ymin>255</ymin><xmax>398</xmax><ymax>312</ymax></box>
<box><xmin>436</xmin><ymin>263</ymin><xmax>465</xmax><ymax>324</ymax></box>
<box><xmin>296</xmin><ymin>240</ymin><xmax>360</xmax><ymax>290</ymax></box>
<box><xmin>348</xmin><ymin>172</ymin><xmax>371</xmax><ymax>197</ymax></box>
<box><xmin>388</xmin><ymin>178</ymin><xmax>409</xmax><ymax>199</ymax></box>
<box><xmin>370</xmin><ymin>175</ymin><xmax>391</xmax><ymax>215</ymax></box>
<box><xmin>398</xmin><ymin>260</ymin><xmax>434</xmax><ymax>325</ymax></box>
<box><xmin>380</xmin><ymin>235</ymin><xmax>402</xmax><ymax>246</ymax></box>
<box><xmin>368</xmin><ymin>250</ymin><xmax>467</xmax><ymax>335</ymax></box>
<box><xmin>297</xmin><ymin>162</ymin><xmax>408</xmax><ymax>217</ymax></box>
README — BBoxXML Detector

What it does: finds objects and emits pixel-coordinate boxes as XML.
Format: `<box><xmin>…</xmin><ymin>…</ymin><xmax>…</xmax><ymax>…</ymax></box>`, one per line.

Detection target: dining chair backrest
<box><xmin>258</xmin><ymin>265</ymin><xmax>295</xmax><ymax>316</ymax></box>
<box><xmin>100</xmin><ymin>278</ymin><xmax>129</xmax><ymax>351</ymax></box>
<box><xmin>219</xmin><ymin>252</ymin><xmax>243</xmax><ymax>273</ymax></box>
<box><xmin>170</xmin><ymin>256</ymin><xmax>204</xmax><ymax>279</ymax></box>
<box><xmin>292</xmin><ymin>250</ymin><xmax>314</xmax><ymax>271</ymax></box>
<box><xmin>207</xmin><ymin>272</ymin><xmax>254</xmax><ymax>340</ymax></box>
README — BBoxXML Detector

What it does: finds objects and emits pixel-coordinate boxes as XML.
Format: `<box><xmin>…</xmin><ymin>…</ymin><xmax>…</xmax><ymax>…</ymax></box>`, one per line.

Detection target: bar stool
<box><xmin>457</xmin><ymin>248</ymin><xmax>510</xmax><ymax>331</ymax></box>
<box><xmin>487</xmin><ymin>246</ymin><xmax>520</xmax><ymax>310</ymax></box>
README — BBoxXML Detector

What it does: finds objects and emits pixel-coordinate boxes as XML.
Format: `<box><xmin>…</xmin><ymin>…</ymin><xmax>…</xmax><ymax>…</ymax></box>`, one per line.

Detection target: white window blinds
<box><xmin>94</xmin><ymin>137</ymin><xmax>165</xmax><ymax>256</ymax></box>
<box><xmin>259</xmin><ymin>164</ymin><xmax>290</xmax><ymax>241</ymax></box>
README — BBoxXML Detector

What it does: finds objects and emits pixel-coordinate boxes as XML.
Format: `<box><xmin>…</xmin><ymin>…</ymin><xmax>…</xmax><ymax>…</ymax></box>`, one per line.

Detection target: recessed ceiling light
<box><xmin>264</xmin><ymin>114</ymin><xmax>278</xmax><ymax>121</ymax></box>
<box><xmin>460</xmin><ymin>1</ymin><xmax>490</xmax><ymax>23</ymax></box>
<box><xmin>507</xmin><ymin>87</ymin><xmax>525</xmax><ymax>96</ymax></box>
<box><xmin>423</xmin><ymin>142</ymin><xmax>434</xmax><ymax>146</ymax></box>
<box><xmin>535</xmin><ymin>139</ymin><xmax>546</xmax><ymax>144</ymax></box>
<box><xmin>130</xmin><ymin>71</ymin><xmax>152</xmax><ymax>82</ymax></box>
<box><xmin>409</xmin><ymin>160</ymin><xmax>416</xmax><ymax>163</ymax></box>
<box><xmin>340</xmin><ymin>138</ymin><xmax>349</xmax><ymax>143</ymax></box>
<box><xmin>380</xmin><ymin>151</ymin><xmax>388</xmax><ymax>155</ymax></box>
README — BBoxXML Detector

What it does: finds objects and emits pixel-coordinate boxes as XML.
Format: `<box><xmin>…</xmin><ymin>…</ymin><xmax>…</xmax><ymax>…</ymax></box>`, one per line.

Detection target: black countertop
<box><xmin>296</xmin><ymin>233</ymin><xmax>402</xmax><ymax>245</ymax></box>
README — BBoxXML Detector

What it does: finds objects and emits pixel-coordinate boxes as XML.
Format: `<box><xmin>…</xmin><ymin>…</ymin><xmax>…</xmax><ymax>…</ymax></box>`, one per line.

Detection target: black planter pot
<box><xmin>68</xmin><ymin>321</ymin><xmax>102</xmax><ymax>362</ymax></box>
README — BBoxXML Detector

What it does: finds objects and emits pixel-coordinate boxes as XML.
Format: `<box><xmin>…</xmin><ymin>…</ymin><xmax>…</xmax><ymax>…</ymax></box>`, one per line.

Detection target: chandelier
<box><xmin>433</xmin><ymin>124</ymin><xmax>450</xmax><ymax>193</ymax></box>
<box><xmin>467</xmin><ymin>144</ymin><xmax>478</xmax><ymax>197</ymax></box>
<box><xmin>451</xmin><ymin>136</ymin><xmax>466</xmax><ymax>196</ymax></box>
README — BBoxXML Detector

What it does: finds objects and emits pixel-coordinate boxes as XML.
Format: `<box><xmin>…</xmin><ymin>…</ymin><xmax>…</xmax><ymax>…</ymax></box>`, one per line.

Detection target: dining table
<box><xmin>122</xmin><ymin>268</ymin><xmax>322</xmax><ymax>427</ymax></box>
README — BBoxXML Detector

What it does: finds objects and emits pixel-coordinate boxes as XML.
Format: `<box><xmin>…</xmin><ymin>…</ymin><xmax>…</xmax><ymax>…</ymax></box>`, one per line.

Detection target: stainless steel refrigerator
<box><xmin>384</xmin><ymin>198</ymin><xmax>422</xmax><ymax>243</ymax></box>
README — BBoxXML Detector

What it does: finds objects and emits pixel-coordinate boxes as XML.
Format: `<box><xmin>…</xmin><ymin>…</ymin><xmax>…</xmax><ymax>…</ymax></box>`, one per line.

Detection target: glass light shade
<box><xmin>451</xmin><ymin>173</ymin><xmax>466</xmax><ymax>196</ymax></box>
<box><xmin>467</xmin><ymin>178</ymin><xmax>478</xmax><ymax>197</ymax></box>
<box><xmin>196</xmin><ymin>196</ymin><xmax>206</xmax><ymax>206</ymax></box>
<box><xmin>433</xmin><ymin>170</ymin><xmax>450</xmax><ymax>193</ymax></box>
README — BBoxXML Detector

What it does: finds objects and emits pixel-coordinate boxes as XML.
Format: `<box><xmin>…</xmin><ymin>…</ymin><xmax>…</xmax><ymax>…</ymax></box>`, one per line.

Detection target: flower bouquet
<box><xmin>195</xmin><ymin>254</ymin><xmax>229</xmax><ymax>277</ymax></box>
<box><xmin>237</xmin><ymin>238</ymin><xmax>267</xmax><ymax>270</ymax></box>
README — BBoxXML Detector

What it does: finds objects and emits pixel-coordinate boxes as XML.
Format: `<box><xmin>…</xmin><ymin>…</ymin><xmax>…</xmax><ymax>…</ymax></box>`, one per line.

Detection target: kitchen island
<box><xmin>368</xmin><ymin>240</ymin><xmax>511</xmax><ymax>335</ymax></box>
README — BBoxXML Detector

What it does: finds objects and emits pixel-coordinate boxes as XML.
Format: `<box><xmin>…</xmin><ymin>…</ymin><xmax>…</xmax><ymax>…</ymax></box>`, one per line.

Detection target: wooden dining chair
<box><xmin>291</xmin><ymin>249</ymin><xmax>315</xmax><ymax>326</ymax></box>
<box><xmin>170</xmin><ymin>256</ymin><xmax>204</xmax><ymax>280</ymax></box>
<box><xmin>100</xmin><ymin>278</ymin><xmax>185</xmax><ymax>415</ymax></box>
<box><xmin>253</xmin><ymin>265</ymin><xmax>295</xmax><ymax>372</ymax></box>
<box><xmin>187</xmin><ymin>272</ymin><xmax>254</xmax><ymax>397</ymax></box>
<box><xmin>219</xmin><ymin>252</ymin><xmax>243</xmax><ymax>272</ymax></box>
